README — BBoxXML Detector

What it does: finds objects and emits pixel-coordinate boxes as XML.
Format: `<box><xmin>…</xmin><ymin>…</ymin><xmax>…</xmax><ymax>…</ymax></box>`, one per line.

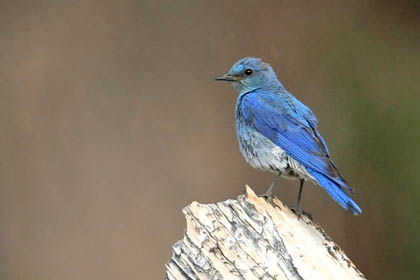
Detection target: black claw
<box><xmin>289</xmin><ymin>205</ymin><xmax>313</xmax><ymax>220</ymax></box>
<box><xmin>289</xmin><ymin>206</ymin><xmax>303</xmax><ymax>219</ymax></box>
<box><xmin>258</xmin><ymin>192</ymin><xmax>273</xmax><ymax>198</ymax></box>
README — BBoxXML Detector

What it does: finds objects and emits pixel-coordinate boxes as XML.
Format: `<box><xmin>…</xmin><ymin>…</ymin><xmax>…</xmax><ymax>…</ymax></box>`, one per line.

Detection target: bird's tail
<box><xmin>308</xmin><ymin>168</ymin><xmax>362</xmax><ymax>215</ymax></box>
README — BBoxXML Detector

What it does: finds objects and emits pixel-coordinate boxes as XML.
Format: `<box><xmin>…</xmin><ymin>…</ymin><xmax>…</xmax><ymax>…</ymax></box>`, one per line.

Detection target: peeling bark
<box><xmin>166</xmin><ymin>186</ymin><xmax>365</xmax><ymax>280</ymax></box>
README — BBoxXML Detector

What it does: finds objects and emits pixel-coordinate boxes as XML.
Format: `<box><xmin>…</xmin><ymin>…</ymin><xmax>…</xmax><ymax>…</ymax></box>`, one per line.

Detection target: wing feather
<box><xmin>240</xmin><ymin>90</ymin><xmax>353</xmax><ymax>194</ymax></box>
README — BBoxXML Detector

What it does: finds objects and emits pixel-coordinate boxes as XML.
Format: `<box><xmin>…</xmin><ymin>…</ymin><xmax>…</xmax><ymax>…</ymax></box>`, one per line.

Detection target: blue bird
<box><xmin>215</xmin><ymin>57</ymin><xmax>361</xmax><ymax>215</ymax></box>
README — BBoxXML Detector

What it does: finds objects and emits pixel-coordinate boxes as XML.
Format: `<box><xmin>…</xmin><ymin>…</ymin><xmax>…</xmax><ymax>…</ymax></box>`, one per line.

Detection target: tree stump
<box><xmin>166</xmin><ymin>186</ymin><xmax>365</xmax><ymax>280</ymax></box>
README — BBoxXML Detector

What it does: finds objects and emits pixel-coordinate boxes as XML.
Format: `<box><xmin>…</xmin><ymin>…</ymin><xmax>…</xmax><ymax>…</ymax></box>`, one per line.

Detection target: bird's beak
<box><xmin>215</xmin><ymin>74</ymin><xmax>241</xmax><ymax>82</ymax></box>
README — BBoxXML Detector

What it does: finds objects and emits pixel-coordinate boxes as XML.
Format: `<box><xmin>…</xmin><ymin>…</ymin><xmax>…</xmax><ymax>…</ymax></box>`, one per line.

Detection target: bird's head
<box><xmin>215</xmin><ymin>57</ymin><xmax>281</xmax><ymax>93</ymax></box>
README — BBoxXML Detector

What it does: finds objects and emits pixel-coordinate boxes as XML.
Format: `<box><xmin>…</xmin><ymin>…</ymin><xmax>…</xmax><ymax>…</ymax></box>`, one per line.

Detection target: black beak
<box><xmin>215</xmin><ymin>74</ymin><xmax>240</xmax><ymax>82</ymax></box>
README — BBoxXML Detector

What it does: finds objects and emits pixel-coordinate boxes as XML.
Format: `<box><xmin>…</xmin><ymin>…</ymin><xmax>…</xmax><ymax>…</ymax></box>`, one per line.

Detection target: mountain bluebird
<box><xmin>215</xmin><ymin>57</ymin><xmax>361</xmax><ymax>215</ymax></box>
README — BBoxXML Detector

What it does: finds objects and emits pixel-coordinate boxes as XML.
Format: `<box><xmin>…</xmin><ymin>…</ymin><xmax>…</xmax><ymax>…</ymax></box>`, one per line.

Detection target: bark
<box><xmin>166</xmin><ymin>186</ymin><xmax>365</xmax><ymax>280</ymax></box>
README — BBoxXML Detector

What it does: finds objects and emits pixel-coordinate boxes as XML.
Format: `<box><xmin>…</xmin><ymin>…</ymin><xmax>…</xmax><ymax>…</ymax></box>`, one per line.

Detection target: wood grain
<box><xmin>166</xmin><ymin>186</ymin><xmax>365</xmax><ymax>280</ymax></box>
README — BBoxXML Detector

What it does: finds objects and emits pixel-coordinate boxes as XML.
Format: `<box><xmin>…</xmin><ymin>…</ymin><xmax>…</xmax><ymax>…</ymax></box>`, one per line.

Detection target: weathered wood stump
<box><xmin>166</xmin><ymin>186</ymin><xmax>365</xmax><ymax>280</ymax></box>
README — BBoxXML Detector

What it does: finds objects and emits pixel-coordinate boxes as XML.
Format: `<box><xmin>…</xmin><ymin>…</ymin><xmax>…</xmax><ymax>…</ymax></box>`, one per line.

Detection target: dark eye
<box><xmin>244</xmin><ymin>69</ymin><xmax>253</xmax><ymax>76</ymax></box>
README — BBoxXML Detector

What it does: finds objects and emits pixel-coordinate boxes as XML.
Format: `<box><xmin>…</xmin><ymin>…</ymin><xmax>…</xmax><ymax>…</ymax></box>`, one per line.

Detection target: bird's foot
<box><xmin>258</xmin><ymin>189</ymin><xmax>274</xmax><ymax>199</ymax></box>
<box><xmin>289</xmin><ymin>206</ymin><xmax>303</xmax><ymax>219</ymax></box>
<box><xmin>258</xmin><ymin>174</ymin><xmax>280</xmax><ymax>199</ymax></box>
<box><xmin>289</xmin><ymin>206</ymin><xmax>312</xmax><ymax>220</ymax></box>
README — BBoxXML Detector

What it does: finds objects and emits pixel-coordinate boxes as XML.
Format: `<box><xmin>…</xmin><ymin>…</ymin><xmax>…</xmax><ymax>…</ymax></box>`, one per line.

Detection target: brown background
<box><xmin>1</xmin><ymin>1</ymin><xmax>419</xmax><ymax>279</ymax></box>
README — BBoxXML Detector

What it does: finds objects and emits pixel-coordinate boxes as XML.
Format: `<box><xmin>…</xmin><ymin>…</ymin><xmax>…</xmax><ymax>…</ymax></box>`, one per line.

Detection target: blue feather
<box><xmin>240</xmin><ymin>89</ymin><xmax>359</xmax><ymax>207</ymax></box>
<box><xmin>241</xmin><ymin>91</ymin><xmax>333</xmax><ymax>174</ymax></box>
<box><xmin>308</xmin><ymin>169</ymin><xmax>362</xmax><ymax>215</ymax></box>
<box><xmin>216</xmin><ymin>57</ymin><xmax>362</xmax><ymax>214</ymax></box>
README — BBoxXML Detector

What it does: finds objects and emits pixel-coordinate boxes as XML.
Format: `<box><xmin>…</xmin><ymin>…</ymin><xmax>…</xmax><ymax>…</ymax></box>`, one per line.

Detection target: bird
<box><xmin>215</xmin><ymin>57</ymin><xmax>361</xmax><ymax>215</ymax></box>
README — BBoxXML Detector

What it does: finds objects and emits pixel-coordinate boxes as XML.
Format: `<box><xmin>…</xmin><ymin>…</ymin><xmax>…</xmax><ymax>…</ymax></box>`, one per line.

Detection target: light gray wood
<box><xmin>166</xmin><ymin>186</ymin><xmax>365</xmax><ymax>280</ymax></box>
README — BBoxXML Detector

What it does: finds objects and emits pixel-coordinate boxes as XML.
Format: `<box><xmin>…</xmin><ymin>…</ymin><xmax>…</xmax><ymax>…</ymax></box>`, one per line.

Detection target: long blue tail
<box><xmin>308</xmin><ymin>168</ymin><xmax>362</xmax><ymax>215</ymax></box>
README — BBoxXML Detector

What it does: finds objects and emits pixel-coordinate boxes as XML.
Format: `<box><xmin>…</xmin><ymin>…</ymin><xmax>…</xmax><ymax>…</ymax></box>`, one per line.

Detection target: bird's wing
<box><xmin>240</xmin><ymin>90</ymin><xmax>361</xmax><ymax>214</ymax></box>
<box><xmin>291</xmin><ymin>97</ymin><xmax>331</xmax><ymax>156</ymax></box>
<box><xmin>240</xmin><ymin>90</ymin><xmax>352</xmax><ymax>192</ymax></box>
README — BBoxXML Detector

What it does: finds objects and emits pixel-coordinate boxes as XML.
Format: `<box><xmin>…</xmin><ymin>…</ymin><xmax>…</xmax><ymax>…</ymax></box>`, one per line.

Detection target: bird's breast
<box><xmin>235</xmin><ymin>116</ymin><xmax>288</xmax><ymax>173</ymax></box>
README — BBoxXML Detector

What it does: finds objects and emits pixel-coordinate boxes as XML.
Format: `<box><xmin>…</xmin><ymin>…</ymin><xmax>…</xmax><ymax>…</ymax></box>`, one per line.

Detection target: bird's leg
<box><xmin>291</xmin><ymin>179</ymin><xmax>305</xmax><ymax>219</ymax></box>
<box><xmin>296</xmin><ymin>179</ymin><xmax>304</xmax><ymax>209</ymax></box>
<box><xmin>260</xmin><ymin>172</ymin><xmax>281</xmax><ymax>198</ymax></box>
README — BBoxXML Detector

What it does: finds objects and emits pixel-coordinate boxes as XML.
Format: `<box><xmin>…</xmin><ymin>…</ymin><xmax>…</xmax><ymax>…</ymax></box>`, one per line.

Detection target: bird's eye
<box><xmin>244</xmin><ymin>69</ymin><xmax>253</xmax><ymax>76</ymax></box>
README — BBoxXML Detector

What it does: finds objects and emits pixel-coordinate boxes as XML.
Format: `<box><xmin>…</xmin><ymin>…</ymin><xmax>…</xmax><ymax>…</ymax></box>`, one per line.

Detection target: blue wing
<box><xmin>240</xmin><ymin>90</ymin><xmax>361</xmax><ymax>214</ymax></box>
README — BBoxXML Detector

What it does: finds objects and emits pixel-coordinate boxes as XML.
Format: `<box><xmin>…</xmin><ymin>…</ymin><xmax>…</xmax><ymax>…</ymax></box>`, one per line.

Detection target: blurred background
<box><xmin>0</xmin><ymin>0</ymin><xmax>419</xmax><ymax>279</ymax></box>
